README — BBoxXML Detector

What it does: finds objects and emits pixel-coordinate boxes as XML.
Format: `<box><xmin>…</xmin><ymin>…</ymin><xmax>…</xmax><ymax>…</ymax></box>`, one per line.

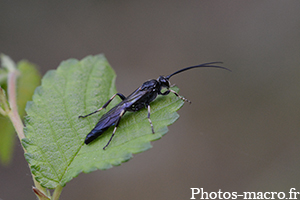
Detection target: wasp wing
<box><xmin>84</xmin><ymin>104</ymin><xmax>125</xmax><ymax>144</ymax></box>
<box><xmin>123</xmin><ymin>84</ymin><xmax>157</xmax><ymax>109</ymax></box>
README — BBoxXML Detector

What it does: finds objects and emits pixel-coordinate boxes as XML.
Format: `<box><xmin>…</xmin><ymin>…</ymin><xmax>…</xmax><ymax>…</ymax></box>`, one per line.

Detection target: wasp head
<box><xmin>157</xmin><ymin>76</ymin><xmax>170</xmax><ymax>89</ymax></box>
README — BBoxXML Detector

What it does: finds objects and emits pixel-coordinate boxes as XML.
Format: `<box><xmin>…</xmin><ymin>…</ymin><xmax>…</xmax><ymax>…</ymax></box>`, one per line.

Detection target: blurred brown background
<box><xmin>1</xmin><ymin>1</ymin><xmax>299</xmax><ymax>199</ymax></box>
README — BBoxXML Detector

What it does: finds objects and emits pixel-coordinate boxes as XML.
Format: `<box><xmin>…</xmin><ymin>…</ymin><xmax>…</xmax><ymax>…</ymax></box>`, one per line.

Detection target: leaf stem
<box><xmin>52</xmin><ymin>185</ymin><xmax>63</xmax><ymax>200</ymax></box>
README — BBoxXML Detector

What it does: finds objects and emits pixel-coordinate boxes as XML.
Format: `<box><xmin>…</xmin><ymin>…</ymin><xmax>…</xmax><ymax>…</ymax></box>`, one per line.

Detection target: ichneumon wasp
<box><xmin>79</xmin><ymin>62</ymin><xmax>230</xmax><ymax>149</ymax></box>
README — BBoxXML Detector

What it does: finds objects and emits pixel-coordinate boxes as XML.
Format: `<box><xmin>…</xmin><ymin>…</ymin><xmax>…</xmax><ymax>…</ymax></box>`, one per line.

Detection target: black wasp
<box><xmin>79</xmin><ymin>62</ymin><xmax>230</xmax><ymax>149</ymax></box>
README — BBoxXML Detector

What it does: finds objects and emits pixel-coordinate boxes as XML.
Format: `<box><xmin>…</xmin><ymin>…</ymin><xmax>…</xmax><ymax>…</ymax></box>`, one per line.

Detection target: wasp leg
<box><xmin>103</xmin><ymin>109</ymin><xmax>126</xmax><ymax>150</ymax></box>
<box><xmin>79</xmin><ymin>93</ymin><xmax>126</xmax><ymax>118</ymax></box>
<box><xmin>159</xmin><ymin>90</ymin><xmax>170</xmax><ymax>95</ymax></box>
<box><xmin>147</xmin><ymin>104</ymin><xmax>155</xmax><ymax>134</ymax></box>
<box><xmin>169</xmin><ymin>89</ymin><xmax>191</xmax><ymax>104</ymax></box>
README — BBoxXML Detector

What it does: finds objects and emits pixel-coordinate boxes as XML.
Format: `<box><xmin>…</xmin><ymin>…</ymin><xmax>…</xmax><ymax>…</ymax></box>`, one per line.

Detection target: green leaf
<box><xmin>0</xmin><ymin>118</ymin><xmax>15</xmax><ymax>165</ymax></box>
<box><xmin>0</xmin><ymin>59</ymin><xmax>41</xmax><ymax>165</ymax></box>
<box><xmin>17</xmin><ymin>61</ymin><xmax>42</xmax><ymax>117</ymax></box>
<box><xmin>0</xmin><ymin>68</ymin><xmax>7</xmax><ymax>84</ymax></box>
<box><xmin>23</xmin><ymin>54</ymin><xmax>184</xmax><ymax>189</ymax></box>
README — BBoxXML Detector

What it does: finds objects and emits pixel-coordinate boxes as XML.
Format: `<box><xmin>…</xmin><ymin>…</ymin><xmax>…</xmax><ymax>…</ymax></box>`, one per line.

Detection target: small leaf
<box><xmin>0</xmin><ymin>68</ymin><xmax>7</xmax><ymax>84</ymax></box>
<box><xmin>0</xmin><ymin>58</ymin><xmax>41</xmax><ymax>165</ymax></box>
<box><xmin>23</xmin><ymin>54</ymin><xmax>184</xmax><ymax>189</ymax></box>
<box><xmin>0</xmin><ymin>118</ymin><xmax>16</xmax><ymax>164</ymax></box>
<box><xmin>32</xmin><ymin>187</ymin><xmax>50</xmax><ymax>200</ymax></box>
<box><xmin>16</xmin><ymin>61</ymin><xmax>42</xmax><ymax>117</ymax></box>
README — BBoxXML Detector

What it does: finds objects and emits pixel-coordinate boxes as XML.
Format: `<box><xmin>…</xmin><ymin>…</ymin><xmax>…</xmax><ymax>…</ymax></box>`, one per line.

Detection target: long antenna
<box><xmin>166</xmin><ymin>62</ymin><xmax>231</xmax><ymax>80</ymax></box>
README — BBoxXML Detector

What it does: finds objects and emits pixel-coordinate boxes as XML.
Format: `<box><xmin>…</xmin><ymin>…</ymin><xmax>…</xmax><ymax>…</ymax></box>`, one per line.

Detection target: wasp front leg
<box><xmin>159</xmin><ymin>89</ymin><xmax>191</xmax><ymax>104</ymax></box>
<box><xmin>169</xmin><ymin>89</ymin><xmax>191</xmax><ymax>104</ymax></box>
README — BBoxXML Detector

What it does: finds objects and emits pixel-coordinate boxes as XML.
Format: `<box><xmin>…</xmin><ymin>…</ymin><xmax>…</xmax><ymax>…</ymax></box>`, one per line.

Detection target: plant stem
<box><xmin>2</xmin><ymin>55</ymin><xmax>63</xmax><ymax>199</ymax></box>
<box><xmin>6</xmin><ymin>66</ymin><xmax>50</xmax><ymax>199</ymax></box>
<box><xmin>7</xmin><ymin>70</ymin><xmax>25</xmax><ymax>142</ymax></box>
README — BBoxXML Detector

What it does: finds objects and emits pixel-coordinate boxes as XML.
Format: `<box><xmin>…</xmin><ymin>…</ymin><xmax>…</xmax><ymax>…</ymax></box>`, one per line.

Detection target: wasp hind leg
<box><xmin>103</xmin><ymin>109</ymin><xmax>126</xmax><ymax>150</ymax></box>
<box><xmin>147</xmin><ymin>104</ymin><xmax>155</xmax><ymax>134</ymax></box>
<box><xmin>79</xmin><ymin>93</ymin><xmax>126</xmax><ymax>118</ymax></box>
